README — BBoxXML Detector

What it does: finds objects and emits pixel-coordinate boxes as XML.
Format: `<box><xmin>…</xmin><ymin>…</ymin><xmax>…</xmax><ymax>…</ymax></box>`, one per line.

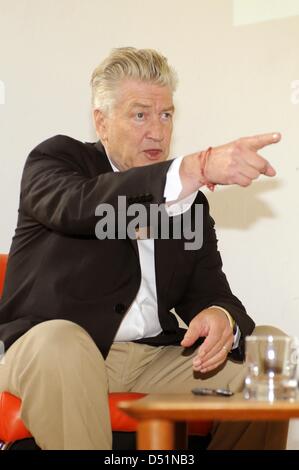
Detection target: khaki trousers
<box><xmin>0</xmin><ymin>320</ymin><xmax>288</xmax><ymax>450</ymax></box>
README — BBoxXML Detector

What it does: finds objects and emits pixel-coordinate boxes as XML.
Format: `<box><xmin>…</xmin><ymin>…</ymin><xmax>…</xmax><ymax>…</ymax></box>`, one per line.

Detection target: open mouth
<box><xmin>144</xmin><ymin>149</ymin><xmax>162</xmax><ymax>160</ymax></box>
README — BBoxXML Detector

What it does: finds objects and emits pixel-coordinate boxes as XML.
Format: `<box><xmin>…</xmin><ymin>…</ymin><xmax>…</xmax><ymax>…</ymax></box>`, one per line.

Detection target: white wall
<box><xmin>0</xmin><ymin>0</ymin><xmax>298</xmax><ymax>448</ymax></box>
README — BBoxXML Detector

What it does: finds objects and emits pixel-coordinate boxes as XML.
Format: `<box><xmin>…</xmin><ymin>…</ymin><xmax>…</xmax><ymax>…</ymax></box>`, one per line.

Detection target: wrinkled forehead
<box><xmin>112</xmin><ymin>78</ymin><xmax>174</xmax><ymax>112</ymax></box>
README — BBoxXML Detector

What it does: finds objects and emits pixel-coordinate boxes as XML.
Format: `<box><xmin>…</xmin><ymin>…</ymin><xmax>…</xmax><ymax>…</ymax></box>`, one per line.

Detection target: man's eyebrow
<box><xmin>130</xmin><ymin>103</ymin><xmax>175</xmax><ymax>112</ymax></box>
<box><xmin>163</xmin><ymin>105</ymin><xmax>175</xmax><ymax>113</ymax></box>
<box><xmin>130</xmin><ymin>103</ymin><xmax>151</xmax><ymax>109</ymax></box>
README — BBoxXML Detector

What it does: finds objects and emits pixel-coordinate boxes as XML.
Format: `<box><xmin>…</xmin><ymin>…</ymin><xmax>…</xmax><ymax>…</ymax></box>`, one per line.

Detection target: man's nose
<box><xmin>146</xmin><ymin>118</ymin><xmax>164</xmax><ymax>141</ymax></box>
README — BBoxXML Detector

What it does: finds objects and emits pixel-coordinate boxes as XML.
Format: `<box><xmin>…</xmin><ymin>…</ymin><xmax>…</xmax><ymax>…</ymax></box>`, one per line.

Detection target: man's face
<box><xmin>94</xmin><ymin>79</ymin><xmax>174</xmax><ymax>170</ymax></box>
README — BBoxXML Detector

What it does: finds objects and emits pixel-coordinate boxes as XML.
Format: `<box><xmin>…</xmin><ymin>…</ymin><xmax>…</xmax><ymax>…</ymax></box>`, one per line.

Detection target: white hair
<box><xmin>90</xmin><ymin>47</ymin><xmax>178</xmax><ymax>114</ymax></box>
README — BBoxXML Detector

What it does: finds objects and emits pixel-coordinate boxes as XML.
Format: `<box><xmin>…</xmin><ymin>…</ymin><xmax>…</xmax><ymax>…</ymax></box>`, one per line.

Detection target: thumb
<box><xmin>181</xmin><ymin>325</ymin><xmax>199</xmax><ymax>348</ymax></box>
<box><xmin>263</xmin><ymin>162</ymin><xmax>276</xmax><ymax>177</ymax></box>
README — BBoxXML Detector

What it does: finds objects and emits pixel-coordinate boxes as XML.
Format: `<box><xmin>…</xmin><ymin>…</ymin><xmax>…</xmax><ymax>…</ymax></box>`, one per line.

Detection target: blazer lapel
<box><xmin>94</xmin><ymin>141</ymin><xmax>140</xmax><ymax>257</ymax></box>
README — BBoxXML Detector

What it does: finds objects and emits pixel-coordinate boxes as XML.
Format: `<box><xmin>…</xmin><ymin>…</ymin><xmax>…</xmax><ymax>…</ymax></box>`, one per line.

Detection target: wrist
<box><xmin>208</xmin><ymin>305</ymin><xmax>236</xmax><ymax>333</ymax></box>
<box><xmin>223</xmin><ymin>311</ymin><xmax>236</xmax><ymax>332</ymax></box>
<box><xmin>198</xmin><ymin>147</ymin><xmax>216</xmax><ymax>192</ymax></box>
<box><xmin>180</xmin><ymin>153</ymin><xmax>206</xmax><ymax>192</ymax></box>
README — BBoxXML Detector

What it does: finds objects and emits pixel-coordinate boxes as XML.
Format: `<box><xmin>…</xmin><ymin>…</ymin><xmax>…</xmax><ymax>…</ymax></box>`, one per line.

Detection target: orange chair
<box><xmin>0</xmin><ymin>253</ymin><xmax>212</xmax><ymax>449</ymax></box>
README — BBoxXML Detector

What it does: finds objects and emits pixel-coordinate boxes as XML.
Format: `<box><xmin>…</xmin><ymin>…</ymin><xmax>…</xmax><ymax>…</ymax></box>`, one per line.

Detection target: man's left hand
<box><xmin>180</xmin><ymin>308</ymin><xmax>234</xmax><ymax>373</ymax></box>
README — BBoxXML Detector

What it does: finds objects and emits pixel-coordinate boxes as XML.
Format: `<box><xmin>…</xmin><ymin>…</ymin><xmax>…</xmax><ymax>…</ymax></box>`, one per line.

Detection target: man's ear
<box><xmin>93</xmin><ymin>109</ymin><xmax>108</xmax><ymax>143</ymax></box>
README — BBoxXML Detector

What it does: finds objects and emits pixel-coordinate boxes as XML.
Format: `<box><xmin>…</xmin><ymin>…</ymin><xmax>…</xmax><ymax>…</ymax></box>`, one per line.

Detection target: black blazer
<box><xmin>0</xmin><ymin>135</ymin><xmax>255</xmax><ymax>360</ymax></box>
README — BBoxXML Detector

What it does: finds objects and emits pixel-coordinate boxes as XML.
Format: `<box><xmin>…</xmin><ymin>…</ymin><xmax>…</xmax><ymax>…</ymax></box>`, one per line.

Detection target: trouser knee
<box><xmin>13</xmin><ymin>319</ymin><xmax>106</xmax><ymax>377</ymax></box>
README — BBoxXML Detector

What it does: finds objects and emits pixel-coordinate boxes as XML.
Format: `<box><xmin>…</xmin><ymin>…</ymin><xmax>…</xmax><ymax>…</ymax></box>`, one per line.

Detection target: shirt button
<box><xmin>114</xmin><ymin>303</ymin><xmax>126</xmax><ymax>314</ymax></box>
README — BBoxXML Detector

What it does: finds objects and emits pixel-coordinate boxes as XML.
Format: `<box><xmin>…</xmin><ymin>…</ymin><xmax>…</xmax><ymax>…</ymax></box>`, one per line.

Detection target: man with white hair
<box><xmin>0</xmin><ymin>47</ymin><xmax>287</xmax><ymax>449</ymax></box>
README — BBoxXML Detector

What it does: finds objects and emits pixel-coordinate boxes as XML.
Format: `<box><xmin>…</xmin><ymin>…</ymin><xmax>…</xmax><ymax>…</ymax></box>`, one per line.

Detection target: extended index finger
<box><xmin>242</xmin><ymin>132</ymin><xmax>281</xmax><ymax>151</ymax></box>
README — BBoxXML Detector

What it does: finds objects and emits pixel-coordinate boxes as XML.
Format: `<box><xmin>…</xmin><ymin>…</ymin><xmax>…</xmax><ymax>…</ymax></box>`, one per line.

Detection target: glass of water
<box><xmin>244</xmin><ymin>335</ymin><xmax>298</xmax><ymax>401</ymax></box>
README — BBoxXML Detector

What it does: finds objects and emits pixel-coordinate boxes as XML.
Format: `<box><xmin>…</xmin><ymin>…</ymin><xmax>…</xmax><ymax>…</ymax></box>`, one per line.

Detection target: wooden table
<box><xmin>119</xmin><ymin>393</ymin><xmax>299</xmax><ymax>450</ymax></box>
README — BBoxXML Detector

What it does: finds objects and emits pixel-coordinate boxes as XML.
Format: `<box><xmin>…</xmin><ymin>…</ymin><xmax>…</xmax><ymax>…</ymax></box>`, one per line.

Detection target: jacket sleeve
<box><xmin>20</xmin><ymin>136</ymin><xmax>173</xmax><ymax>236</ymax></box>
<box><xmin>174</xmin><ymin>195</ymin><xmax>255</xmax><ymax>360</ymax></box>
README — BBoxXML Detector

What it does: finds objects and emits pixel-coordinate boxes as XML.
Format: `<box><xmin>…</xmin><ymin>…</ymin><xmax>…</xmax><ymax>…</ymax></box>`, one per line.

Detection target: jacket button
<box><xmin>144</xmin><ymin>193</ymin><xmax>153</xmax><ymax>202</ymax></box>
<box><xmin>114</xmin><ymin>303</ymin><xmax>126</xmax><ymax>314</ymax></box>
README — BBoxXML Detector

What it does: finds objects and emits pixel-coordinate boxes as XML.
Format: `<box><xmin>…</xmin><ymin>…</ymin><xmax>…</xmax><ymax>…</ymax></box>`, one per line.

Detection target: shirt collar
<box><xmin>106</xmin><ymin>154</ymin><xmax>119</xmax><ymax>173</ymax></box>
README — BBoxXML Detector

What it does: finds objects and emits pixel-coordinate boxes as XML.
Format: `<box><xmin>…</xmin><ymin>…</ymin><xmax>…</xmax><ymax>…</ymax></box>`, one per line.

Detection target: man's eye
<box><xmin>136</xmin><ymin>112</ymin><xmax>144</xmax><ymax>120</ymax></box>
<box><xmin>161</xmin><ymin>112</ymin><xmax>172</xmax><ymax>120</ymax></box>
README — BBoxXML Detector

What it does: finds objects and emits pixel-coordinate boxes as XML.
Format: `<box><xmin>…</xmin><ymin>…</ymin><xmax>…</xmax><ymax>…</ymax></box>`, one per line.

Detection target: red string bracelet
<box><xmin>199</xmin><ymin>146</ymin><xmax>216</xmax><ymax>192</ymax></box>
